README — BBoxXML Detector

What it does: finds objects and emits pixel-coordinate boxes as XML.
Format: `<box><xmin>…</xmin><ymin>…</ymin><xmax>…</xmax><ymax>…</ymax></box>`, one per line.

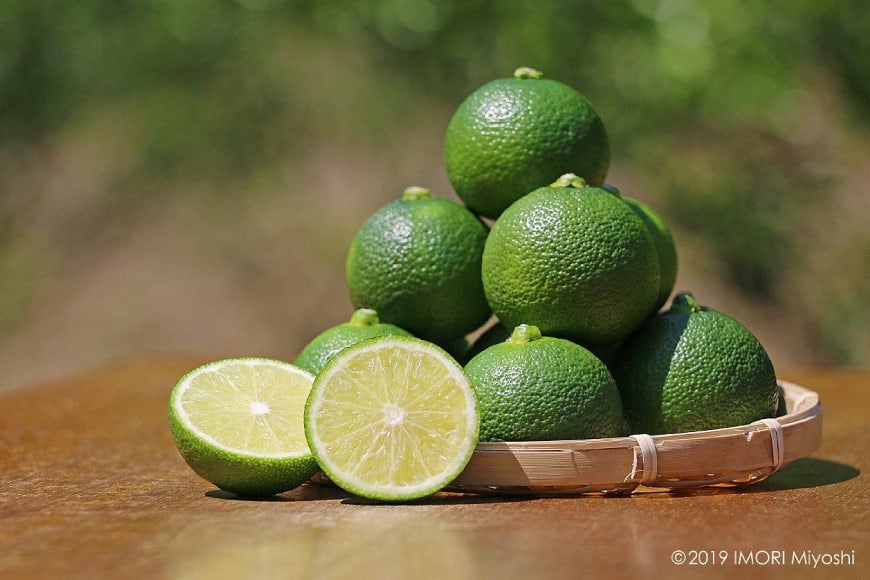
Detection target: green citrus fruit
<box><xmin>612</xmin><ymin>292</ymin><xmax>780</xmax><ymax>434</ymax></box>
<box><xmin>623</xmin><ymin>197</ymin><xmax>678</xmax><ymax>311</ymax></box>
<box><xmin>346</xmin><ymin>186</ymin><xmax>491</xmax><ymax>345</ymax></box>
<box><xmin>304</xmin><ymin>336</ymin><xmax>479</xmax><ymax>502</ymax></box>
<box><xmin>465</xmin><ymin>325</ymin><xmax>628</xmax><ymax>441</ymax></box>
<box><xmin>294</xmin><ymin>308</ymin><xmax>413</xmax><ymax>376</ymax></box>
<box><xmin>481</xmin><ymin>174</ymin><xmax>660</xmax><ymax>347</ymax></box>
<box><xmin>444</xmin><ymin>67</ymin><xmax>610</xmax><ymax>218</ymax></box>
<box><xmin>168</xmin><ymin>358</ymin><xmax>319</xmax><ymax>497</ymax></box>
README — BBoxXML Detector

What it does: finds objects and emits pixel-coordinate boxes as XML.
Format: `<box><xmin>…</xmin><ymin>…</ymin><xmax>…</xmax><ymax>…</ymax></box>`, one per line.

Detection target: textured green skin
<box><xmin>168</xmin><ymin>361</ymin><xmax>318</xmax><ymax>497</ymax></box>
<box><xmin>465</xmin><ymin>335</ymin><xmax>628</xmax><ymax>441</ymax></box>
<box><xmin>294</xmin><ymin>320</ymin><xmax>412</xmax><ymax>376</ymax></box>
<box><xmin>624</xmin><ymin>198</ymin><xmax>678</xmax><ymax>311</ymax></box>
<box><xmin>444</xmin><ymin>76</ymin><xmax>610</xmax><ymax>219</ymax></box>
<box><xmin>346</xmin><ymin>196</ymin><xmax>491</xmax><ymax>344</ymax></box>
<box><xmin>482</xmin><ymin>186</ymin><xmax>660</xmax><ymax>347</ymax></box>
<box><xmin>612</xmin><ymin>307</ymin><xmax>779</xmax><ymax>435</ymax></box>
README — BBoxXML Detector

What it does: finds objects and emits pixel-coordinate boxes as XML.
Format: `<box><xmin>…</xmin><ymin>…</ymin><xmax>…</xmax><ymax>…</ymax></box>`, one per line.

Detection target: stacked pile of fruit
<box><xmin>169</xmin><ymin>68</ymin><xmax>780</xmax><ymax>502</ymax></box>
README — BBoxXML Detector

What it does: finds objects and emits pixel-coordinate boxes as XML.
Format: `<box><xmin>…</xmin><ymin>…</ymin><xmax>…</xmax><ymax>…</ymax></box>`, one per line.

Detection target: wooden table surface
<box><xmin>0</xmin><ymin>358</ymin><xmax>866</xmax><ymax>579</ymax></box>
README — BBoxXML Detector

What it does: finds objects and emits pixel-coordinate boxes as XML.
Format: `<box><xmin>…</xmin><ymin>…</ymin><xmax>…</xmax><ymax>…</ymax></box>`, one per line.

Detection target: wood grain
<box><xmin>1</xmin><ymin>359</ymin><xmax>867</xmax><ymax>579</ymax></box>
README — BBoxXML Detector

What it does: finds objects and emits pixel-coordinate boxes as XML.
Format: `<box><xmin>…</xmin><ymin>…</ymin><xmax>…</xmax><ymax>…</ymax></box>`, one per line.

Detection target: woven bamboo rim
<box><xmin>447</xmin><ymin>381</ymin><xmax>822</xmax><ymax>496</ymax></box>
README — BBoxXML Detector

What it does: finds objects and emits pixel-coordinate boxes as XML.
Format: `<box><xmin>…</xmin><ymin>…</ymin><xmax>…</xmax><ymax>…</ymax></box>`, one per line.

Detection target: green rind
<box><xmin>612</xmin><ymin>306</ymin><xmax>780</xmax><ymax>434</ymax></box>
<box><xmin>346</xmin><ymin>194</ymin><xmax>491</xmax><ymax>344</ymax></box>
<box><xmin>168</xmin><ymin>358</ymin><xmax>319</xmax><ymax>497</ymax></box>
<box><xmin>444</xmin><ymin>75</ymin><xmax>610</xmax><ymax>219</ymax></box>
<box><xmin>481</xmin><ymin>185</ymin><xmax>660</xmax><ymax>347</ymax></box>
<box><xmin>304</xmin><ymin>336</ymin><xmax>479</xmax><ymax>502</ymax></box>
<box><xmin>465</xmin><ymin>334</ymin><xmax>628</xmax><ymax>441</ymax></box>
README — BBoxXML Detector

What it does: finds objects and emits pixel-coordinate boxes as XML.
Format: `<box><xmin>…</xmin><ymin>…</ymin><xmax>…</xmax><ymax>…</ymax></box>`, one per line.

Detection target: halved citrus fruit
<box><xmin>304</xmin><ymin>336</ymin><xmax>478</xmax><ymax>501</ymax></box>
<box><xmin>169</xmin><ymin>358</ymin><xmax>318</xmax><ymax>497</ymax></box>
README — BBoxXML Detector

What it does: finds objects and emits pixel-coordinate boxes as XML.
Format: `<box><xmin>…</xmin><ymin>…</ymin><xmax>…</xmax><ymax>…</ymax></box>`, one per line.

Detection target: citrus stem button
<box><xmin>402</xmin><ymin>186</ymin><xmax>431</xmax><ymax>201</ymax></box>
<box><xmin>514</xmin><ymin>67</ymin><xmax>543</xmax><ymax>80</ymax></box>
<box><xmin>508</xmin><ymin>324</ymin><xmax>543</xmax><ymax>344</ymax></box>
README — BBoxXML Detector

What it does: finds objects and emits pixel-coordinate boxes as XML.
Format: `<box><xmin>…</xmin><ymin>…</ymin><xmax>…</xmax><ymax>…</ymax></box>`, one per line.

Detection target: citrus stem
<box><xmin>508</xmin><ymin>324</ymin><xmax>543</xmax><ymax>344</ymax></box>
<box><xmin>550</xmin><ymin>173</ymin><xmax>588</xmax><ymax>188</ymax></box>
<box><xmin>669</xmin><ymin>292</ymin><xmax>702</xmax><ymax>314</ymax></box>
<box><xmin>349</xmin><ymin>308</ymin><xmax>380</xmax><ymax>326</ymax></box>
<box><xmin>514</xmin><ymin>67</ymin><xmax>543</xmax><ymax>80</ymax></box>
<box><xmin>403</xmin><ymin>186</ymin><xmax>431</xmax><ymax>201</ymax></box>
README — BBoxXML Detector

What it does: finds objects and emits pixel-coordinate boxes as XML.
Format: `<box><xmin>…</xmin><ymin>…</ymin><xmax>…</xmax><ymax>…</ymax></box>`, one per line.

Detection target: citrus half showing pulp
<box><xmin>169</xmin><ymin>358</ymin><xmax>319</xmax><ymax>497</ymax></box>
<box><xmin>304</xmin><ymin>336</ymin><xmax>479</xmax><ymax>501</ymax></box>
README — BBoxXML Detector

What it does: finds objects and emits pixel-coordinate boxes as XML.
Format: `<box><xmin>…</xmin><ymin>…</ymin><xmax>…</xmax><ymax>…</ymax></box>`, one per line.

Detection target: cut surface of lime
<box><xmin>169</xmin><ymin>358</ymin><xmax>319</xmax><ymax>497</ymax></box>
<box><xmin>304</xmin><ymin>336</ymin><xmax>479</xmax><ymax>501</ymax></box>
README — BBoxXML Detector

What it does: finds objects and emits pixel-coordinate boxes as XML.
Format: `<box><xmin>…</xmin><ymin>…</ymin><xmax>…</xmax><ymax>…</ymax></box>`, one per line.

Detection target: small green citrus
<box><xmin>612</xmin><ymin>292</ymin><xmax>780</xmax><ymax>434</ymax></box>
<box><xmin>294</xmin><ymin>308</ymin><xmax>413</xmax><ymax>376</ymax></box>
<box><xmin>346</xmin><ymin>186</ymin><xmax>491</xmax><ymax>345</ymax></box>
<box><xmin>481</xmin><ymin>174</ymin><xmax>660</xmax><ymax>347</ymax></box>
<box><xmin>444</xmin><ymin>67</ymin><xmax>610</xmax><ymax>218</ymax></box>
<box><xmin>465</xmin><ymin>325</ymin><xmax>628</xmax><ymax>441</ymax></box>
<box><xmin>168</xmin><ymin>358</ymin><xmax>318</xmax><ymax>497</ymax></box>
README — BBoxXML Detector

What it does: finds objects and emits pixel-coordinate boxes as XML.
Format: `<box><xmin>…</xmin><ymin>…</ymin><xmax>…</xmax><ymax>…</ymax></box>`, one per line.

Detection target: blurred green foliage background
<box><xmin>1</xmin><ymin>0</ymin><xmax>868</xmax><ymax>391</ymax></box>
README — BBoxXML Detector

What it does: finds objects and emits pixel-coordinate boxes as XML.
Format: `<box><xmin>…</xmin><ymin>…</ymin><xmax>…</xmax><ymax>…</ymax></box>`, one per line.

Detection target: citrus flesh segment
<box><xmin>305</xmin><ymin>337</ymin><xmax>479</xmax><ymax>501</ymax></box>
<box><xmin>169</xmin><ymin>358</ymin><xmax>319</xmax><ymax>496</ymax></box>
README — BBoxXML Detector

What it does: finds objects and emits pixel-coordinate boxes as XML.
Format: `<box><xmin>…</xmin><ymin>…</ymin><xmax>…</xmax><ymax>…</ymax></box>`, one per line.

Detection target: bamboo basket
<box><xmin>447</xmin><ymin>380</ymin><xmax>822</xmax><ymax>495</ymax></box>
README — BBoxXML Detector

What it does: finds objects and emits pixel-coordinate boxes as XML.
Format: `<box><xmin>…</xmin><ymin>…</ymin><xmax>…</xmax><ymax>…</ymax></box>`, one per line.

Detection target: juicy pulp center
<box><xmin>383</xmin><ymin>403</ymin><xmax>406</xmax><ymax>426</ymax></box>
